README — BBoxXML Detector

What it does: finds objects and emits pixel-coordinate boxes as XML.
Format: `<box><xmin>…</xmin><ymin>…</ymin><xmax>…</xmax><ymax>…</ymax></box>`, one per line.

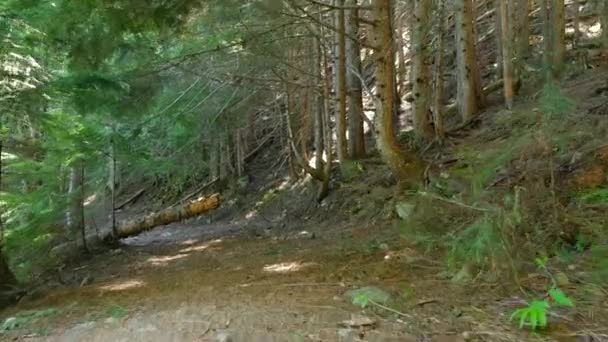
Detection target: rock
<box><xmin>297</xmin><ymin>231</ymin><xmax>315</xmax><ymax>239</ymax></box>
<box><xmin>379</xmin><ymin>243</ymin><xmax>390</xmax><ymax>252</ymax></box>
<box><xmin>395</xmin><ymin>202</ymin><xmax>415</xmax><ymax>220</ymax></box>
<box><xmin>214</xmin><ymin>331</ymin><xmax>234</xmax><ymax>342</ymax></box>
<box><xmin>337</xmin><ymin>328</ymin><xmax>355</xmax><ymax>342</ymax></box>
<box><xmin>555</xmin><ymin>272</ymin><xmax>570</xmax><ymax>287</ymax></box>
<box><xmin>451</xmin><ymin>264</ymin><xmax>473</xmax><ymax>285</ymax></box>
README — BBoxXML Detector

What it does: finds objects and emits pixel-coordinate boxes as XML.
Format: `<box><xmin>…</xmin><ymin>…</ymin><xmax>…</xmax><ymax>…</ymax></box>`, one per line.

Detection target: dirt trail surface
<box><xmin>0</xmin><ymin>216</ymin><xmax>603</xmax><ymax>341</ymax></box>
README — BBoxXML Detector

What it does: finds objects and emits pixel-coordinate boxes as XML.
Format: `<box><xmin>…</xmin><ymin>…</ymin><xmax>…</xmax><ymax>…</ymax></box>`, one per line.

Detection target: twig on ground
<box><xmin>416</xmin><ymin>191</ymin><xmax>494</xmax><ymax>212</ymax></box>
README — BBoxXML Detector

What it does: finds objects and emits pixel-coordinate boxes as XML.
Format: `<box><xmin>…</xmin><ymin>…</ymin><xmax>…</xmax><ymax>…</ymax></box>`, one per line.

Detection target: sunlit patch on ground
<box><xmin>146</xmin><ymin>254</ymin><xmax>189</xmax><ymax>266</ymax></box>
<box><xmin>263</xmin><ymin>261</ymin><xmax>315</xmax><ymax>273</ymax></box>
<box><xmin>98</xmin><ymin>279</ymin><xmax>146</xmax><ymax>292</ymax></box>
<box><xmin>179</xmin><ymin>239</ymin><xmax>222</xmax><ymax>254</ymax></box>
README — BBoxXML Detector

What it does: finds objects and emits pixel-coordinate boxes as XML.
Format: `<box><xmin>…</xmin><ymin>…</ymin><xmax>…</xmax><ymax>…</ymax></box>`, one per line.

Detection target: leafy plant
<box><xmin>352</xmin><ymin>293</ymin><xmax>370</xmax><ymax>309</ymax></box>
<box><xmin>510</xmin><ymin>300</ymin><xmax>549</xmax><ymax>330</ymax></box>
<box><xmin>548</xmin><ymin>287</ymin><xmax>574</xmax><ymax>307</ymax></box>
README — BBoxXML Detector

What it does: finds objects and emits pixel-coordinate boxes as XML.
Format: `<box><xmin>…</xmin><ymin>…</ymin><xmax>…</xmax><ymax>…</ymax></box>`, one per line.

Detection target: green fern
<box><xmin>510</xmin><ymin>300</ymin><xmax>549</xmax><ymax>330</ymax></box>
<box><xmin>549</xmin><ymin>287</ymin><xmax>574</xmax><ymax>307</ymax></box>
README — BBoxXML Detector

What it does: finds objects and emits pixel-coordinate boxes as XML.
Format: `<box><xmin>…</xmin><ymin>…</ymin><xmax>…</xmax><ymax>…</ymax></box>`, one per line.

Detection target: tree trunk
<box><xmin>371</xmin><ymin>0</ymin><xmax>419</xmax><ymax>184</ymax></box>
<box><xmin>108</xmin><ymin>194</ymin><xmax>220</xmax><ymax>240</ymax></box>
<box><xmin>345</xmin><ymin>0</ymin><xmax>365</xmax><ymax>159</ymax></box>
<box><xmin>396</xmin><ymin>23</ymin><xmax>408</xmax><ymax>97</ymax></box>
<box><xmin>455</xmin><ymin>0</ymin><xmax>483</xmax><ymax>122</ymax></box>
<box><xmin>551</xmin><ymin>0</ymin><xmax>565</xmax><ymax>77</ymax></box>
<box><xmin>541</xmin><ymin>0</ymin><xmax>552</xmax><ymax>77</ymax></box>
<box><xmin>494</xmin><ymin>0</ymin><xmax>503</xmax><ymax>78</ymax></box>
<box><xmin>572</xmin><ymin>0</ymin><xmax>580</xmax><ymax>48</ymax></box>
<box><xmin>312</xmin><ymin>35</ymin><xmax>325</xmax><ymax>170</ymax></box>
<box><xmin>500</xmin><ymin>0</ymin><xmax>514</xmax><ymax>109</ymax></box>
<box><xmin>602</xmin><ymin>1</ymin><xmax>608</xmax><ymax>48</ymax></box>
<box><xmin>515</xmin><ymin>0</ymin><xmax>530</xmax><ymax>61</ymax></box>
<box><xmin>0</xmin><ymin>141</ymin><xmax>17</xmax><ymax>294</ymax></box>
<box><xmin>412</xmin><ymin>0</ymin><xmax>433</xmax><ymax>139</ymax></box>
<box><xmin>335</xmin><ymin>0</ymin><xmax>348</xmax><ymax>162</ymax></box>
<box><xmin>66</xmin><ymin>159</ymin><xmax>85</xmax><ymax>248</ymax></box>
<box><xmin>433</xmin><ymin>0</ymin><xmax>446</xmax><ymax>142</ymax></box>
<box><xmin>0</xmin><ymin>249</ymin><xmax>16</xmax><ymax>289</ymax></box>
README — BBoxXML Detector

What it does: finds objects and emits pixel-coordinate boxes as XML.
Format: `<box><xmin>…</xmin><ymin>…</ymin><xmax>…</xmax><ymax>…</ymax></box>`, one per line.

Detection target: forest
<box><xmin>1</xmin><ymin>0</ymin><xmax>608</xmax><ymax>340</ymax></box>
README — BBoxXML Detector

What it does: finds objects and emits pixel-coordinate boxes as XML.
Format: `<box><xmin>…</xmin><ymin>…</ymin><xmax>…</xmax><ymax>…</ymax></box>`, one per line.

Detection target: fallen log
<box><xmin>109</xmin><ymin>193</ymin><xmax>221</xmax><ymax>239</ymax></box>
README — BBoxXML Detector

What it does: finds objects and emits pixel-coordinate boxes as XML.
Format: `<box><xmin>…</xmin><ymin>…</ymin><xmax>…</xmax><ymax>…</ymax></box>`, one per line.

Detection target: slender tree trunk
<box><xmin>602</xmin><ymin>1</ymin><xmax>608</xmax><ymax>48</ymax></box>
<box><xmin>515</xmin><ymin>0</ymin><xmax>530</xmax><ymax>61</ymax></box>
<box><xmin>312</xmin><ymin>36</ymin><xmax>325</xmax><ymax>170</ymax></box>
<box><xmin>0</xmin><ymin>249</ymin><xmax>16</xmax><ymax>290</ymax></box>
<box><xmin>66</xmin><ymin>160</ymin><xmax>85</xmax><ymax>246</ymax></box>
<box><xmin>551</xmin><ymin>0</ymin><xmax>566</xmax><ymax>77</ymax></box>
<box><xmin>0</xmin><ymin>141</ymin><xmax>17</xmax><ymax>292</ymax></box>
<box><xmin>335</xmin><ymin>0</ymin><xmax>348</xmax><ymax>161</ymax></box>
<box><xmin>572</xmin><ymin>0</ymin><xmax>580</xmax><ymax>48</ymax></box>
<box><xmin>371</xmin><ymin>0</ymin><xmax>419</xmax><ymax>184</ymax></box>
<box><xmin>396</xmin><ymin>24</ymin><xmax>408</xmax><ymax>96</ymax></box>
<box><xmin>500</xmin><ymin>0</ymin><xmax>514</xmax><ymax>109</ymax></box>
<box><xmin>79</xmin><ymin>164</ymin><xmax>87</xmax><ymax>251</ymax></box>
<box><xmin>494</xmin><ymin>0</ymin><xmax>503</xmax><ymax>78</ymax></box>
<box><xmin>541</xmin><ymin>0</ymin><xmax>552</xmax><ymax>77</ymax></box>
<box><xmin>345</xmin><ymin>0</ymin><xmax>365</xmax><ymax>158</ymax></box>
<box><xmin>209</xmin><ymin>139</ymin><xmax>220</xmax><ymax>180</ymax></box>
<box><xmin>412</xmin><ymin>0</ymin><xmax>433</xmax><ymax>139</ymax></box>
<box><xmin>319</xmin><ymin>44</ymin><xmax>334</xmax><ymax>201</ymax></box>
<box><xmin>109</xmin><ymin>142</ymin><xmax>117</xmax><ymax>238</ymax></box>
<box><xmin>235</xmin><ymin>129</ymin><xmax>244</xmax><ymax>178</ymax></box>
<box><xmin>433</xmin><ymin>0</ymin><xmax>446</xmax><ymax>142</ymax></box>
<box><xmin>455</xmin><ymin>0</ymin><xmax>483</xmax><ymax>122</ymax></box>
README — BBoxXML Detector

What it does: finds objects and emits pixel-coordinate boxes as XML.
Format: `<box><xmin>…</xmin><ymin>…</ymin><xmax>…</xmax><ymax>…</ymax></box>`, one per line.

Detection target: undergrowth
<box><xmin>400</xmin><ymin>79</ymin><xmax>608</xmax><ymax>283</ymax></box>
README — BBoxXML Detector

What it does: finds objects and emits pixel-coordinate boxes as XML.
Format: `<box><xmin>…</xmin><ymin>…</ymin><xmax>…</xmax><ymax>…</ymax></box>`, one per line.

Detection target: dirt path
<box><xmin>0</xmin><ymin>218</ymin><xmax>601</xmax><ymax>341</ymax></box>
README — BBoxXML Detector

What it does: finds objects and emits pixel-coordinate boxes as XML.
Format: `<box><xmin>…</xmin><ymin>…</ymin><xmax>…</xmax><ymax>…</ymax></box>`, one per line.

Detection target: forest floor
<box><xmin>0</xmin><ymin>213</ymin><xmax>591</xmax><ymax>342</ymax></box>
<box><xmin>1</xmin><ymin>176</ymin><xmax>606</xmax><ymax>341</ymax></box>
<box><xmin>2</xmin><ymin>68</ymin><xmax>608</xmax><ymax>341</ymax></box>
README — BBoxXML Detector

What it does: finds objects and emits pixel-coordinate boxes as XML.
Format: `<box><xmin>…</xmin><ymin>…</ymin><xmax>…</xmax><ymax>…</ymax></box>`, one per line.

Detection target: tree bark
<box><xmin>0</xmin><ymin>141</ymin><xmax>18</xmax><ymax>294</ymax></box>
<box><xmin>541</xmin><ymin>0</ymin><xmax>552</xmax><ymax>77</ymax></box>
<box><xmin>455</xmin><ymin>0</ymin><xmax>483</xmax><ymax>122</ymax></box>
<box><xmin>500</xmin><ymin>0</ymin><xmax>514</xmax><ymax>109</ymax></box>
<box><xmin>551</xmin><ymin>0</ymin><xmax>565</xmax><ymax>77</ymax></box>
<box><xmin>515</xmin><ymin>0</ymin><xmax>530</xmax><ymax>61</ymax></box>
<box><xmin>345</xmin><ymin>0</ymin><xmax>365</xmax><ymax>159</ymax></box>
<box><xmin>335</xmin><ymin>0</ymin><xmax>348</xmax><ymax>161</ymax></box>
<box><xmin>602</xmin><ymin>1</ymin><xmax>608</xmax><ymax>48</ymax></box>
<box><xmin>494</xmin><ymin>0</ymin><xmax>503</xmax><ymax>78</ymax></box>
<box><xmin>312</xmin><ymin>35</ymin><xmax>325</xmax><ymax>170</ymax></box>
<box><xmin>371</xmin><ymin>0</ymin><xmax>419</xmax><ymax>184</ymax></box>
<box><xmin>66</xmin><ymin>159</ymin><xmax>85</xmax><ymax>249</ymax></box>
<box><xmin>572</xmin><ymin>0</ymin><xmax>580</xmax><ymax>48</ymax></box>
<box><xmin>412</xmin><ymin>0</ymin><xmax>433</xmax><ymax>139</ymax></box>
<box><xmin>433</xmin><ymin>0</ymin><xmax>446</xmax><ymax>142</ymax></box>
<box><xmin>109</xmin><ymin>194</ymin><xmax>220</xmax><ymax>239</ymax></box>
